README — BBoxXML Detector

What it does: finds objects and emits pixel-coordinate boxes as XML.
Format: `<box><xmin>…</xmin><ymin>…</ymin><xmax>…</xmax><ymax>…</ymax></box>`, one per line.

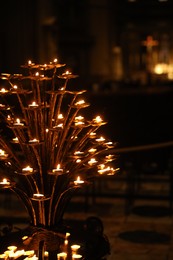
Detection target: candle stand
<box><xmin>0</xmin><ymin>60</ymin><xmax>118</xmax><ymax>259</ymax></box>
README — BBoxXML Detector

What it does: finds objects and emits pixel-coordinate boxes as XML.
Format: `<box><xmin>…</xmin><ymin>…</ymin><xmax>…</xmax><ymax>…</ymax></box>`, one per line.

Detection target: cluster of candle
<box><xmin>0</xmin><ymin>242</ymin><xmax>82</xmax><ymax>259</ymax></box>
<box><xmin>57</xmin><ymin>232</ymin><xmax>82</xmax><ymax>260</ymax></box>
<box><xmin>0</xmin><ymin>59</ymin><xmax>117</xmax><ymax>259</ymax></box>
<box><xmin>0</xmin><ymin>245</ymin><xmax>37</xmax><ymax>259</ymax></box>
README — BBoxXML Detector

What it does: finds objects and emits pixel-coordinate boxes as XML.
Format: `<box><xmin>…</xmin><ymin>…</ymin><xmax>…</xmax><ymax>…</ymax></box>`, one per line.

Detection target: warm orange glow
<box><xmin>22</xmin><ymin>166</ymin><xmax>33</xmax><ymax>173</ymax></box>
<box><xmin>74</xmin><ymin>176</ymin><xmax>84</xmax><ymax>185</ymax></box>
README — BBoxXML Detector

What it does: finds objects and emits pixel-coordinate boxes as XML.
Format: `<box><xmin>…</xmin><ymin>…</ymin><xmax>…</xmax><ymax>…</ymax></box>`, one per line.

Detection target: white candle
<box><xmin>0</xmin><ymin>178</ymin><xmax>10</xmax><ymax>185</ymax></box>
<box><xmin>65</xmin><ymin>232</ymin><xmax>70</xmax><ymax>238</ymax></box>
<box><xmin>88</xmin><ymin>158</ymin><xmax>97</xmax><ymax>166</ymax></box>
<box><xmin>72</xmin><ymin>254</ymin><xmax>82</xmax><ymax>259</ymax></box>
<box><xmin>89</xmin><ymin>132</ymin><xmax>96</xmax><ymax>138</ymax></box>
<box><xmin>14</xmin><ymin>118</ymin><xmax>24</xmax><ymax>126</ymax></box>
<box><xmin>12</xmin><ymin>137</ymin><xmax>19</xmax><ymax>143</ymax></box>
<box><xmin>0</xmin><ymin>88</ymin><xmax>8</xmax><ymax>93</ymax></box>
<box><xmin>58</xmin><ymin>114</ymin><xmax>64</xmax><ymax>120</ymax></box>
<box><xmin>29</xmin><ymin>138</ymin><xmax>39</xmax><ymax>143</ymax></box>
<box><xmin>57</xmin><ymin>252</ymin><xmax>67</xmax><ymax>260</ymax></box>
<box><xmin>0</xmin><ymin>149</ymin><xmax>8</xmax><ymax>159</ymax></box>
<box><xmin>75</xmin><ymin>116</ymin><xmax>84</xmax><ymax>122</ymax></box>
<box><xmin>74</xmin><ymin>176</ymin><xmax>84</xmax><ymax>185</ymax></box>
<box><xmin>96</xmin><ymin>136</ymin><xmax>105</xmax><ymax>142</ymax></box>
<box><xmin>29</xmin><ymin>101</ymin><xmax>39</xmax><ymax>108</ymax></box>
<box><xmin>93</xmin><ymin>115</ymin><xmax>103</xmax><ymax>123</ymax></box>
<box><xmin>24</xmin><ymin>250</ymin><xmax>35</xmax><ymax>256</ymax></box>
<box><xmin>33</xmin><ymin>193</ymin><xmax>44</xmax><ymax>199</ymax></box>
<box><xmin>7</xmin><ymin>246</ymin><xmax>17</xmax><ymax>252</ymax></box>
<box><xmin>88</xmin><ymin>148</ymin><xmax>97</xmax><ymax>154</ymax></box>
<box><xmin>74</xmin><ymin>151</ymin><xmax>84</xmax><ymax>156</ymax></box>
<box><xmin>75</xmin><ymin>100</ymin><xmax>85</xmax><ymax>106</ymax></box>
<box><xmin>53</xmin><ymin>123</ymin><xmax>63</xmax><ymax>129</ymax></box>
<box><xmin>74</xmin><ymin>121</ymin><xmax>84</xmax><ymax>127</ymax></box>
<box><xmin>52</xmin><ymin>164</ymin><xmax>63</xmax><ymax>174</ymax></box>
<box><xmin>22</xmin><ymin>166</ymin><xmax>33</xmax><ymax>173</ymax></box>
<box><xmin>71</xmin><ymin>245</ymin><xmax>80</xmax><ymax>254</ymax></box>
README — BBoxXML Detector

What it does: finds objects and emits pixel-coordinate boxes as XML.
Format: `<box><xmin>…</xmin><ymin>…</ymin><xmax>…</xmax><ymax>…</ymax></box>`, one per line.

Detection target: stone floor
<box><xmin>64</xmin><ymin>195</ymin><xmax>173</xmax><ymax>260</ymax></box>
<box><xmin>0</xmin><ymin>173</ymin><xmax>173</xmax><ymax>260</ymax></box>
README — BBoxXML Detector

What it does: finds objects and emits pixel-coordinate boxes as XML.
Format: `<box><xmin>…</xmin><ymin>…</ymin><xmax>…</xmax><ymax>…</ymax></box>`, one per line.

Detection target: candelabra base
<box><xmin>0</xmin><ymin>217</ymin><xmax>110</xmax><ymax>259</ymax></box>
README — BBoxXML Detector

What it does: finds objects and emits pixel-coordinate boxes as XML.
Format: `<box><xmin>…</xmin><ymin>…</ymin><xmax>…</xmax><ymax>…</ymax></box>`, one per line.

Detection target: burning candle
<box><xmin>74</xmin><ymin>121</ymin><xmax>84</xmax><ymax>127</ymax></box>
<box><xmin>0</xmin><ymin>88</ymin><xmax>8</xmax><ymax>93</ymax></box>
<box><xmin>24</xmin><ymin>250</ymin><xmax>35</xmax><ymax>257</ymax></box>
<box><xmin>98</xmin><ymin>165</ymin><xmax>109</xmax><ymax>175</ymax></box>
<box><xmin>71</xmin><ymin>245</ymin><xmax>80</xmax><ymax>254</ymax></box>
<box><xmin>58</xmin><ymin>114</ymin><xmax>64</xmax><ymax>120</ymax></box>
<box><xmin>52</xmin><ymin>164</ymin><xmax>63</xmax><ymax>174</ymax></box>
<box><xmin>93</xmin><ymin>115</ymin><xmax>103</xmax><ymax>124</ymax></box>
<box><xmin>64</xmin><ymin>239</ymin><xmax>68</xmax><ymax>246</ymax></box>
<box><xmin>88</xmin><ymin>158</ymin><xmax>97</xmax><ymax>166</ymax></box>
<box><xmin>12</xmin><ymin>137</ymin><xmax>19</xmax><ymax>143</ymax></box>
<box><xmin>0</xmin><ymin>149</ymin><xmax>8</xmax><ymax>159</ymax></box>
<box><xmin>29</xmin><ymin>101</ymin><xmax>39</xmax><ymax>108</ymax></box>
<box><xmin>74</xmin><ymin>176</ymin><xmax>84</xmax><ymax>185</ymax></box>
<box><xmin>33</xmin><ymin>193</ymin><xmax>44</xmax><ymax>199</ymax></box>
<box><xmin>7</xmin><ymin>246</ymin><xmax>17</xmax><ymax>252</ymax></box>
<box><xmin>74</xmin><ymin>100</ymin><xmax>85</xmax><ymax>107</ymax></box>
<box><xmin>0</xmin><ymin>104</ymin><xmax>6</xmax><ymax>109</ymax></box>
<box><xmin>0</xmin><ymin>178</ymin><xmax>10</xmax><ymax>185</ymax></box>
<box><xmin>57</xmin><ymin>252</ymin><xmax>67</xmax><ymax>260</ymax></box>
<box><xmin>44</xmin><ymin>251</ymin><xmax>49</xmax><ymax>259</ymax></box>
<box><xmin>105</xmin><ymin>154</ymin><xmax>114</xmax><ymax>162</ymax></box>
<box><xmin>29</xmin><ymin>138</ymin><xmax>39</xmax><ymax>144</ymax></box>
<box><xmin>14</xmin><ymin>118</ymin><xmax>24</xmax><ymax>126</ymax></box>
<box><xmin>96</xmin><ymin>136</ymin><xmax>105</xmax><ymax>142</ymax></box>
<box><xmin>22</xmin><ymin>166</ymin><xmax>34</xmax><ymax>174</ymax></box>
<box><xmin>89</xmin><ymin>132</ymin><xmax>96</xmax><ymax>138</ymax></box>
<box><xmin>75</xmin><ymin>115</ymin><xmax>84</xmax><ymax>122</ymax></box>
<box><xmin>88</xmin><ymin>148</ymin><xmax>97</xmax><ymax>154</ymax></box>
<box><xmin>74</xmin><ymin>151</ymin><xmax>84</xmax><ymax>157</ymax></box>
<box><xmin>53</xmin><ymin>123</ymin><xmax>63</xmax><ymax>129</ymax></box>
<box><xmin>25</xmin><ymin>255</ymin><xmax>38</xmax><ymax>260</ymax></box>
<box><xmin>65</xmin><ymin>232</ymin><xmax>70</xmax><ymax>238</ymax></box>
<box><xmin>72</xmin><ymin>254</ymin><xmax>82</xmax><ymax>259</ymax></box>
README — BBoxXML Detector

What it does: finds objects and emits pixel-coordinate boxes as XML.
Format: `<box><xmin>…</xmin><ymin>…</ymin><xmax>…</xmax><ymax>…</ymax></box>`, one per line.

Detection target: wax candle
<box><xmin>29</xmin><ymin>101</ymin><xmax>39</xmax><ymax>108</ymax></box>
<box><xmin>29</xmin><ymin>138</ymin><xmax>39</xmax><ymax>143</ymax></box>
<box><xmin>72</xmin><ymin>254</ymin><xmax>82</xmax><ymax>259</ymax></box>
<box><xmin>14</xmin><ymin>118</ymin><xmax>24</xmax><ymax>126</ymax></box>
<box><xmin>22</xmin><ymin>166</ymin><xmax>34</xmax><ymax>174</ymax></box>
<box><xmin>7</xmin><ymin>246</ymin><xmax>17</xmax><ymax>252</ymax></box>
<box><xmin>88</xmin><ymin>158</ymin><xmax>97</xmax><ymax>166</ymax></box>
<box><xmin>74</xmin><ymin>176</ymin><xmax>84</xmax><ymax>185</ymax></box>
<box><xmin>0</xmin><ymin>149</ymin><xmax>8</xmax><ymax>159</ymax></box>
<box><xmin>0</xmin><ymin>178</ymin><xmax>10</xmax><ymax>185</ymax></box>
<box><xmin>12</xmin><ymin>137</ymin><xmax>19</xmax><ymax>143</ymax></box>
<box><xmin>96</xmin><ymin>136</ymin><xmax>105</xmax><ymax>142</ymax></box>
<box><xmin>52</xmin><ymin>164</ymin><xmax>63</xmax><ymax>174</ymax></box>
<box><xmin>57</xmin><ymin>252</ymin><xmax>67</xmax><ymax>260</ymax></box>
<box><xmin>71</xmin><ymin>245</ymin><xmax>80</xmax><ymax>254</ymax></box>
<box><xmin>33</xmin><ymin>193</ymin><xmax>44</xmax><ymax>199</ymax></box>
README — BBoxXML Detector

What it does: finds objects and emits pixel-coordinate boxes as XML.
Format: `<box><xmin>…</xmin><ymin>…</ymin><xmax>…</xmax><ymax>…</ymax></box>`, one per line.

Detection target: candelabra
<box><xmin>0</xmin><ymin>59</ymin><xmax>117</xmax><ymax>258</ymax></box>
